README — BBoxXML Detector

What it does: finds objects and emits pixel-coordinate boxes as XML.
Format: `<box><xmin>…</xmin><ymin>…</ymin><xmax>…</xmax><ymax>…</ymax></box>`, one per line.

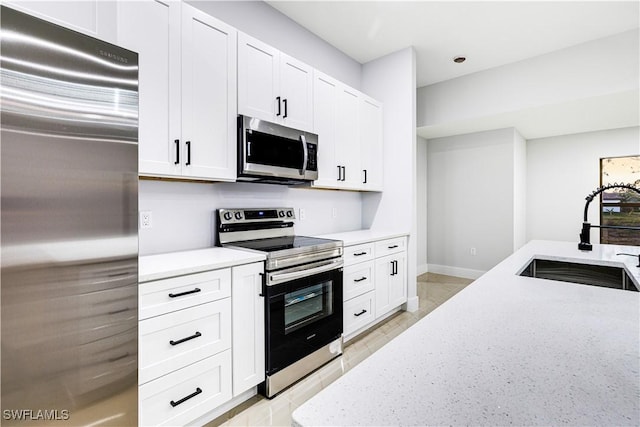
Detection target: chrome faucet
<box><xmin>578</xmin><ymin>183</ymin><xmax>640</xmax><ymax>251</ymax></box>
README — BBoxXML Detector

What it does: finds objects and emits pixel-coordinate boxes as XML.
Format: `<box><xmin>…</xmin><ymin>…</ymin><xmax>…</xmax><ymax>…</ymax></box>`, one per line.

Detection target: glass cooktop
<box><xmin>226</xmin><ymin>236</ymin><xmax>339</xmax><ymax>253</ymax></box>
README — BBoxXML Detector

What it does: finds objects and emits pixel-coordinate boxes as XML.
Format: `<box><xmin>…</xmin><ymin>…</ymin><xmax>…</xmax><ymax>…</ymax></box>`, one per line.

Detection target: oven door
<box><xmin>265</xmin><ymin>266</ymin><xmax>343</xmax><ymax>375</ymax></box>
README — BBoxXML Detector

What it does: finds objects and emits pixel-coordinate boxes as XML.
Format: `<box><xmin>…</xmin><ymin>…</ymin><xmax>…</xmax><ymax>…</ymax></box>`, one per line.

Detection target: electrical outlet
<box><xmin>299</xmin><ymin>208</ymin><xmax>306</xmax><ymax>220</ymax></box>
<box><xmin>470</xmin><ymin>247</ymin><xmax>476</xmax><ymax>256</ymax></box>
<box><xmin>332</xmin><ymin>207</ymin><xmax>337</xmax><ymax>219</ymax></box>
<box><xmin>140</xmin><ymin>211</ymin><xmax>153</xmax><ymax>229</ymax></box>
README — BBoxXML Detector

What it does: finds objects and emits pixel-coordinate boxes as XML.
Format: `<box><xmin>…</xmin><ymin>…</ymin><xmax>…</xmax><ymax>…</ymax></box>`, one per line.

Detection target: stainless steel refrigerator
<box><xmin>1</xmin><ymin>6</ymin><xmax>138</xmax><ymax>426</ymax></box>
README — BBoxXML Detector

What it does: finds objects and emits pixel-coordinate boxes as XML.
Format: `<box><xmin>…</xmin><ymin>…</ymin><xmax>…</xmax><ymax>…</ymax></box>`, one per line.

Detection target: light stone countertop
<box><xmin>139</xmin><ymin>247</ymin><xmax>265</xmax><ymax>282</ymax></box>
<box><xmin>292</xmin><ymin>240</ymin><xmax>640</xmax><ymax>426</ymax></box>
<box><xmin>316</xmin><ymin>229</ymin><xmax>409</xmax><ymax>246</ymax></box>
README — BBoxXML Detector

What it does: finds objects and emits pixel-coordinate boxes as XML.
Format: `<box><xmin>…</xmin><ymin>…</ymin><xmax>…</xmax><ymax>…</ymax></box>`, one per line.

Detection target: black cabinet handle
<box><xmin>354</xmin><ymin>309</ymin><xmax>367</xmax><ymax>317</ymax></box>
<box><xmin>341</xmin><ymin>166</ymin><xmax>346</xmax><ymax>181</ymax></box>
<box><xmin>283</xmin><ymin>98</ymin><xmax>288</xmax><ymax>118</ymax></box>
<box><xmin>354</xmin><ymin>277</ymin><xmax>367</xmax><ymax>282</ymax></box>
<box><xmin>363</xmin><ymin>169</ymin><xmax>367</xmax><ymax>184</ymax></box>
<box><xmin>170</xmin><ymin>388</ymin><xmax>202</xmax><ymax>407</ymax></box>
<box><xmin>168</xmin><ymin>288</ymin><xmax>201</xmax><ymax>298</ymax></box>
<box><xmin>388</xmin><ymin>245</ymin><xmax>399</xmax><ymax>249</ymax></box>
<box><xmin>170</xmin><ymin>331</ymin><xmax>202</xmax><ymax>346</ymax></box>
<box><xmin>393</xmin><ymin>260</ymin><xmax>398</xmax><ymax>275</ymax></box>
<box><xmin>174</xmin><ymin>139</ymin><xmax>180</xmax><ymax>164</ymax></box>
<box><xmin>354</xmin><ymin>251</ymin><xmax>367</xmax><ymax>256</ymax></box>
<box><xmin>185</xmin><ymin>141</ymin><xmax>191</xmax><ymax>165</ymax></box>
<box><xmin>337</xmin><ymin>165</ymin><xmax>341</xmax><ymax>181</ymax></box>
<box><xmin>276</xmin><ymin>96</ymin><xmax>281</xmax><ymax>116</ymax></box>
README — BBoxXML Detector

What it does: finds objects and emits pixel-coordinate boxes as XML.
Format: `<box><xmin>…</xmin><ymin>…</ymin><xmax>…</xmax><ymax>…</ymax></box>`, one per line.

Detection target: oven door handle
<box><xmin>269</xmin><ymin>259</ymin><xmax>343</xmax><ymax>284</ymax></box>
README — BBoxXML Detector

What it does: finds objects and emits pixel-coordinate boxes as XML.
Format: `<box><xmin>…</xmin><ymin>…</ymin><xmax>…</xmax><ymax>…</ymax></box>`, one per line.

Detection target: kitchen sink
<box><xmin>520</xmin><ymin>259</ymin><xmax>638</xmax><ymax>292</ymax></box>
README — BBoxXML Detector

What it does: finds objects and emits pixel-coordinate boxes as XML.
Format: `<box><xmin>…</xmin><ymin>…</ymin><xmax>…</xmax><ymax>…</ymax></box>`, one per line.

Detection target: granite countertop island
<box><xmin>292</xmin><ymin>240</ymin><xmax>640</xmax><ymax>426</ymax></box>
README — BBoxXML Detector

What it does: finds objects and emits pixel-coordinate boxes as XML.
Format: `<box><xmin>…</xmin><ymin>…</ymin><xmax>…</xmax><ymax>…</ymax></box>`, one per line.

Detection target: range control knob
<box><xmin>286</xmin><ymin>210</ymin><xmax>293</xmax><ymax>218</ymax></box>
<box><xmin>279</xmin><ymin>211</ymin><xmax>285</xmax><ymax>218</ymax></box>
<box><xmin>235</xmin><ymin>212</ymin><xmax>243</xmax><ymax>220</ymax></box>
<box><xmin>223</xmin><ymin>211</ymin><xmax>232</xmax><ymax>221</ymax></box>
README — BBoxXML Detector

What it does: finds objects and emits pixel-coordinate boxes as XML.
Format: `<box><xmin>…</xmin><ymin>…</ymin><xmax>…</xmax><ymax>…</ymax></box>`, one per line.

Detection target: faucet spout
<box><xmin>578</xmin><ymin>183</ymin><xmax>640</xmax><ymax>251</ymax></box>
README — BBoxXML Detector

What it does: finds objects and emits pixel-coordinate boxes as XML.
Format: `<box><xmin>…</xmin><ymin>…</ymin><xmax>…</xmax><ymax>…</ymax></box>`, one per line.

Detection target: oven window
<box><xmin>284</xmin><ymin>281</ymin><xmax>333</xmax><ymax>334</ymax></box>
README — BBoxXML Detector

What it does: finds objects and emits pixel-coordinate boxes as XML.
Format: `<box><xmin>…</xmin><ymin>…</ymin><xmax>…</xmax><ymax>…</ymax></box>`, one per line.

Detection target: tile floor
<box><xmin>206</xmin><ymin>273</ymin><xmax>474</xmax><ymax>427</ymax></box>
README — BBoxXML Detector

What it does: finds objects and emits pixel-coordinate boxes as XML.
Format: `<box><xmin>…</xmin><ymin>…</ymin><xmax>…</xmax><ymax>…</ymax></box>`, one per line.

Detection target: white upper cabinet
<box><xmin>180</xmin><ymin>5</ymin><xmax>237</xmax><ymax>181</ymax></box>
<box><xmin>238</xmin><ymin>33</ymin><xmax>313</xmax><ymax>132</ymax></box>
<box><xmin>312</xmin><ymin>71</ymin><xmax>383</xmax><ymax>191</ymax></box>
<box><xmin>359</xmin><ymin>95</ymin><xmax>384</xmax><ymax>191</ymax></box>
<box><xmin>312</xmin><ymin>72</ymin><xmax>339</xmax><ymax>187</ymax></box>
<box><xmin>118</xmin><ymin>1</ymin><xmax>237</xmax><ymax>181</ymax></box>
<box><xmin>4</xmin><ymin>0</ymin><xmax>118</xmax><ymax>44</ymax></box>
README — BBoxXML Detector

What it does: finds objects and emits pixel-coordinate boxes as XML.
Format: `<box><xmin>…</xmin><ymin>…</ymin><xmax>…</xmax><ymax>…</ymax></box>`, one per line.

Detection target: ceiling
<box><xmin>267</xmin><ymin>1</ymin><xmax>640</xmax><ymax>88</ymax></box>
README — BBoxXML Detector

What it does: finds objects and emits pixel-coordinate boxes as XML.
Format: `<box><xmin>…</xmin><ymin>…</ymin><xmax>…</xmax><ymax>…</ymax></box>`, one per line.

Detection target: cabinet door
<box><xmin>181</xmin><ymin>4</ymin><xmax>237</xmax><ymax>181</ymax></box>
<box><xmin>238</xmin><ymin>32</ymin><xmax>279</xmax><ymax>123</ymax></box>
<box><xmin>312</xmin><ymin>71</ymin><xmax>339</xmax><ymax>188</ymax></box>
<box><xmin>335</xmin><ymin>87</ymin><xmax>361</xmax><ymax>189</ymax></box>
<box><xmin>4</xmin><ymin>0</ymin><xmax>118</xmax><ymax>44</ymax></box>
<box><xmin>231</xmin><ymin>263</ymin><xmax>265</xmax><ymax>396</ymax></box>
<box><xmin>118</xmin><ymin>0</ymin><xmax>182</xmax><ymax>177</ymax></box>
<box><xmin>279</xmin><ymin>53</ymin><xmax>313</xmax><ymax>132</ymax></box>
<box><xmin>360</xmin><ymin>96</ymin><xmax>384</xmax><ymax>191</ymax></box>
<box><xmin>375</xmin><ymin>252</ymin><xmax>407</xmax><ymax>317</ymax></box>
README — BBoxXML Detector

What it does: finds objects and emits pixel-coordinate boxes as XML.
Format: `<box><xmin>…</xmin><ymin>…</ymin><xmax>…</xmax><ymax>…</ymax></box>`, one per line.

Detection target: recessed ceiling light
<box><xmin>453</xmin><ymin>56</ymin><xmax>466</xmax><ymax>63</ymax></box>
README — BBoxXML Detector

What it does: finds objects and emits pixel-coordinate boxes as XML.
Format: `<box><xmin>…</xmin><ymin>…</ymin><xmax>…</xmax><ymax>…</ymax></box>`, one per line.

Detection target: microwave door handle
<box><xmin>300</xmin><ymin>134</ymin><xmax>308</xmax><ymax>175</ymax></box>
<box><xmin>269</xmin><ymin>259</ymin><xmax>343</xmax><ymax>284</ymax></box>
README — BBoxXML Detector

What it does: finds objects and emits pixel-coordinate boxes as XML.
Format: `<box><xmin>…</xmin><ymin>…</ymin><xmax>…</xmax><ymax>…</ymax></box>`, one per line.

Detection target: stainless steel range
<box><xmin>217</xmin><ymin>208</ymin><xmax>343</xmax><ymax>398</ymax></box>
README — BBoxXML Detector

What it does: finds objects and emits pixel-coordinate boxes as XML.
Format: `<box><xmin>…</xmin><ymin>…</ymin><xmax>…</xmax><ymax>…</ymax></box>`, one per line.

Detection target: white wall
<box><xmin>427</xmin><ymin>128</ymin><xmax>520</xmax><ymax>278</ymax></box>
<box><xmin>513</xmin><ymin>129</ymin><xmax>527</xmax><ymax>250</ymax></box>
<box><xmin>361</xmin><ymin>47</ymin><xmax>418</xmax><ymax>311</ymax></box>
<box><xmin>526</xmin><ymin>126</ymin><xmax>640</xmax><ymax>244</ymax></box>
<box><xmin>417</xmin><ymin>136</ymin><xmax>428</xmax><ymax>275</ymax></box>
<box><xmin>417</xmin><ymin>29</ymin><xmax>639</xmax><ymax>128</ymax></box>
<box><xmin>139</xmin><ymin>180</ymin><xmax>362</xmax><ymax>255</ymax></box>
<box><xmin>187</xmin><ymin>0</ymin><xmax>361</xmax><ymax>89</ymax></box>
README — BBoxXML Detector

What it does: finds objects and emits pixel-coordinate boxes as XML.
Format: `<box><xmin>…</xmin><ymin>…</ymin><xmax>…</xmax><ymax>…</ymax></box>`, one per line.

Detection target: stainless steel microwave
<box><xmin>237</xmin><ymin>115</ymin><xmax>318</xmax><ymax>184</ymax></box>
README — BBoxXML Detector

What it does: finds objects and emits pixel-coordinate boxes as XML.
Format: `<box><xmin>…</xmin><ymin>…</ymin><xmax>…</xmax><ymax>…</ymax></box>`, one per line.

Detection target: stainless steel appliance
<box><xmin>237</xmin><ymin>115</ymin><xmax>319</xmax><ymax>184</ymax></box>
<box><xmin>1</xmin><ymin>6</ymin><xmax>138</xmax><ymax>425</ymax></box>
<box><xmin>217</xmin><ymin>208</ymin><xmax>343</xmax><ymax>398</ymax></box>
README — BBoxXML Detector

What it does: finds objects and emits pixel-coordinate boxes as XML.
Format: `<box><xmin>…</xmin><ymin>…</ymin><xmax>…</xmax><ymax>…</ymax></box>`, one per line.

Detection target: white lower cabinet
<box><xmin>341</xmin><ymin>235</ymin><xmax>408</xmax><ymax>341</ymax></box>
<box><xmin>139</xmin><ymin>261</ymin><xmax>265</xmax><ymax>426</ymax></box>
<box><xmin>375</xmin><ymin>252</ymin><xmax>407</xmax><ymax>318</ymax></box>
<box><xmin>231</xmin><ymin>262</ymin><xmax>265</xmax><ymax>397</ymax></box>
<box><xmin>344</xmin><ymin>291</ymin><xmax>375</xmax><ymax>336</ymax></box>
<box><xmin>139</xmin><ymin>300</ymin><xmax>231</xmax><ymax>385</ymax></box>
<box><xmin>139</xmin><ymin>350</ymin><xmax>232</xmax><ymax>427</ymax></box>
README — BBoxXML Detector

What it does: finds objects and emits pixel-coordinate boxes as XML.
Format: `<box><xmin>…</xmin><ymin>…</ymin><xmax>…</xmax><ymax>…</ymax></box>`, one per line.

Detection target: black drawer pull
<box><xmin>353</xmin><ymin>252</ymin><xmax>367</xmax><ymax>256</ymax></box>
<box><xmin>388</xmin><ymin>245</ymin><xmax>399</xmax><ymax>249</ymax></box>
<box><xmin>354</xmin><ymin>277</ymin><xmax>367</xmax><ymax>282</ymax></box>
<box><xmin>170</xmin><ymin>387</ymin><xmax>202</xmax><ymax>407</ymax></box>
<box><xmin>354</xmin><ymin>309</ymin><xmax>367</xmax><ymax>317</ymax></box>
<box><xmin>170</xmin><ymin>332</ymin><xmax>202</xmax><ymax>346</ymax></box>
<box><xmin>168</xmin><ymin>288</ymin><xmax>201</xmax><ymax>298</ymax></box>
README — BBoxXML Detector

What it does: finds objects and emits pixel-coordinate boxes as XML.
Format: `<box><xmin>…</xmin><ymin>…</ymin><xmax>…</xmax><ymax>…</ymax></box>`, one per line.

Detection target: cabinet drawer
<box><xmin>343</xmin><ymin>243</ymin><xmax>374</xmax><ymax>266</ymax></box>
<box><xmin>139</xmin><ymin>269</ymin><xmax>231</xmax><ymax>319</ymax></box>
<box><xmin>374</xmin><ymin>237</ymin><xmax>406</xmax><ymax>257</ymax></box>
<box><xmin>140</xmin><ymin>350</ymin><xmax>232</xmax><ymax>427</ymax></box>
<box><xmin>343</xmin><ymin>291</ymin><xmax>375</xmax><ymax>336</ymax></box>
<box><xmin>344</xmin><ymin>261</ymin><xmax>374</xmax><ymax>301</ymax></box>
<box><xmin>139</xmin><ymin>299</ymin><xmax>231</xmax><ymax>384</ymax></box>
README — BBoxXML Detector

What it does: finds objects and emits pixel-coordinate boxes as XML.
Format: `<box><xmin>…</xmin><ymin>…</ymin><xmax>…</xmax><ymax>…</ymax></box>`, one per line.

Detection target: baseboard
<box><xmin>417</xmin><ymin>263</ymin><xmax>429</xmax><ymax>276</ymax></box>
<box><xmin>404</xmin><ymin>295</ymin><xmax>419</xmax><ymax>313</ymax></box>
<box><xmin>426</xmin><ymin>264</ymin><xmax>485</xmax><ymax>280</ymax></box>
